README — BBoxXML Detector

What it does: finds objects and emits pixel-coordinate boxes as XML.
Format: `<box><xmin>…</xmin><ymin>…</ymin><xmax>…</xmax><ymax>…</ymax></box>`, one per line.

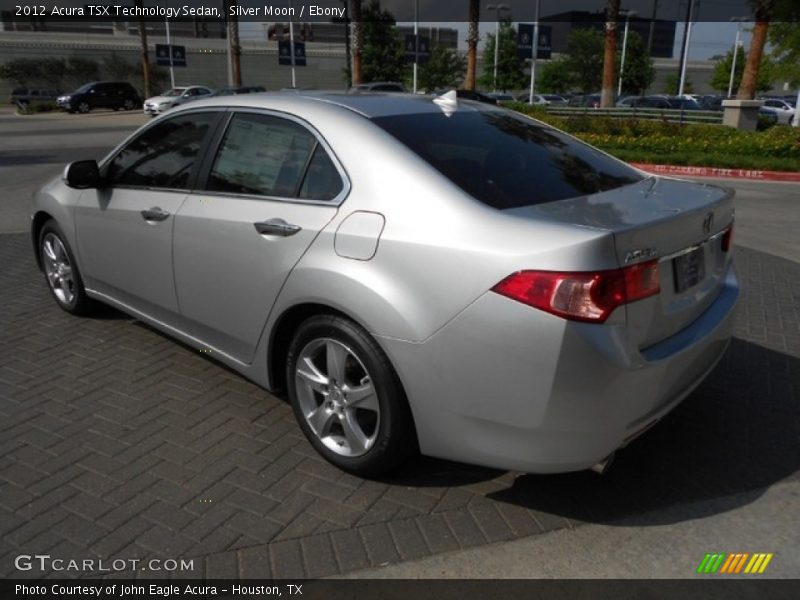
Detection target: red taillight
<box><xmin>722</xmin><ymin>226</ymin><xmax>734</xmax><ymax>252</ymax></box>
<box><xmin>492</xmin><ymin>260</ymin><xmax>660</xmax><ymax>323</ymax></box>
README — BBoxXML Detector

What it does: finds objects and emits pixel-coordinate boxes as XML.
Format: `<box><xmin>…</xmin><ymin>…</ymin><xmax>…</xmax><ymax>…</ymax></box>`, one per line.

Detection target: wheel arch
<box><xmin>267</xmin><ymin>302</ymin><xmax>419</xmax><ymax>450</ymax></box>
<box><xmin>268</xmin><ymin>302</ymin><xmax>362</xmax><ymax>392</ymax></box>
<box><xmin>31</xmin><ymin>210</ymin><xmax>55</xmax><ymax>271</ymax></box>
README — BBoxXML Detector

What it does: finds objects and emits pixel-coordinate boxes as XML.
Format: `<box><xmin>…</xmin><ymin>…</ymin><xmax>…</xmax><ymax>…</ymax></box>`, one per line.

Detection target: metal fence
<box><xmin>545</xmin><ymin>106</ymin><xmax>724</xmax><ymax>125</ymax></box>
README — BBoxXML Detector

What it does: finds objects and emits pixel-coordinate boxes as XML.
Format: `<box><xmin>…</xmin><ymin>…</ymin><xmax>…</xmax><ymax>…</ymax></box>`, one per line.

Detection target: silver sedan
<box><xmin>31</xmin><ymin>91</ymin><xmax>738</xmax><ymax>476</ymax></box>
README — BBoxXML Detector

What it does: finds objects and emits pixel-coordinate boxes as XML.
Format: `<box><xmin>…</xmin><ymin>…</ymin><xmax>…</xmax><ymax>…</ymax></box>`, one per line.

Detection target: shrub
<box><xmin>509</xmin><ymin>103</ymin><xmax>800</xmax><ymax>168</ymax></box>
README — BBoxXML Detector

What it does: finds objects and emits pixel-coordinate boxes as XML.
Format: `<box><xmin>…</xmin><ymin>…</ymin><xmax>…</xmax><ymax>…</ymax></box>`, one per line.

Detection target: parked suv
<box><xmin>57</xmin><ymin>81</ymin><xmax>141</xmax><ymax>113</ymax></box>
<box><xmin>10</xmin><ymin>87</ymin><xmax>60</xmax><ymax>107</ymax></box>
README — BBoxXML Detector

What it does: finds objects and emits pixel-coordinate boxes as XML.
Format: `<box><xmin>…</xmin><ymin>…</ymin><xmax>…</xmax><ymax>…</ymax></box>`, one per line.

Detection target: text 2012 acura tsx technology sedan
<box><xmin>31</xmin><ymin>91</ymin><xmax>738</xmax><ymax>476</ymax></box>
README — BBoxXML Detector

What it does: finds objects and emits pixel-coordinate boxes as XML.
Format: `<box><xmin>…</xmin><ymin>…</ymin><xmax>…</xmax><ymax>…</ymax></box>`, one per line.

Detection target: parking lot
<box><xmin>1</xmin><ymin>108</ymin><xmax>799</xmax><ymax>579</ymax></box>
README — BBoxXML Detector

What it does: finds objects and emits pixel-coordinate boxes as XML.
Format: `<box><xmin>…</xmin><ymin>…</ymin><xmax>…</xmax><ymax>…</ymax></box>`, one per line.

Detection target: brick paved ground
<box><xmin>1</xmin><ymin>233</ymin><xmax>798</xmax><ymax>579</ymax></box>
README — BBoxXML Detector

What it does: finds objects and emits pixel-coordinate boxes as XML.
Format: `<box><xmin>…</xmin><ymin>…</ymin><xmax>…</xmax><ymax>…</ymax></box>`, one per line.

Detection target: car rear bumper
<box><xmin>379</xmin><ymin>263</ymin><xmax>739</xmax><ymax>473</ymax></box>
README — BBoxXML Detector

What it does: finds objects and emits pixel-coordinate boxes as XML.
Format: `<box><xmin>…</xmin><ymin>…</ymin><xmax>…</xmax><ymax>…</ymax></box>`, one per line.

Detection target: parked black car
<box><xmin>698</xmin><ymin>95</ymin><xmax>725</xmax><ymax>111</ymax></box>
<box><xmin>666</xmin><ymin>97</ymin><xmax>703</xmax><ymax>110</ymax></box>
<box><xmin>567</xmin><ymin>93</ymin><xmax>601</xmax><ymax>108</ymax></box>
<box><xmin>57</xmin><ymin>81</ymin><xmax>141</xmax><ymax>113</ymax></box>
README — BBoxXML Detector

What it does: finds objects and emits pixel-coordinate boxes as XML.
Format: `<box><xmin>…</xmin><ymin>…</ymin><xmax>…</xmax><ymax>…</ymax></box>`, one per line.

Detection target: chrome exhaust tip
<box><xmin>590</xmin><ymin>453</ymin><xmax>615</xmax><ymax>475</ymax></box>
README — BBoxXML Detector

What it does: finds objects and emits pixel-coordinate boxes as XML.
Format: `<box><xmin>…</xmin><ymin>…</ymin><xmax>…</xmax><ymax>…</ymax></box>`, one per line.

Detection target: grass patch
<box><xmin>603</xmin><ymin>150</ymin><xmax>800</xmax><ymax>173</ymax></box>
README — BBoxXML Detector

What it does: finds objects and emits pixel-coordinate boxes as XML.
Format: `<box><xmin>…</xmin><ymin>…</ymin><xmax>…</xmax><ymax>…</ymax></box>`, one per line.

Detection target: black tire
<box><xmin>77</xmin><ymin>101</ymin><xmax>90</xmax><ymax>114</ymax></box>
<box><xmin>286</xmin><ymin>314</ymin><xmax>417</xmax><ymax>476</ymax></box>
<box><xmin>38</xmin><ymin>220</ymin><xmax>95</xmax><ymax>316</ymax></box>
<box><xmin>123</xmin><ymin>99</ymin><xmax>136</xmax><ymax>110</ymax></box>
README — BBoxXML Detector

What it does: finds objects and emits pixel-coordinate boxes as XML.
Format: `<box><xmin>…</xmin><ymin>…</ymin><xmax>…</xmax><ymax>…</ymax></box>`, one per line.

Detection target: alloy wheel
<box><xmin>294</xmin><ymin>338</ymin><xmax>380</xmax><ymax>457</ymax></box>
<box><xmin>78</xmin><ymin>102</ymin><xmax>89</xmax><ymax>113</ymax></box>
<box><xmin>42</xmin><ymin>233</ymin><xmax>75</xmax><ymax>306</ymax></box>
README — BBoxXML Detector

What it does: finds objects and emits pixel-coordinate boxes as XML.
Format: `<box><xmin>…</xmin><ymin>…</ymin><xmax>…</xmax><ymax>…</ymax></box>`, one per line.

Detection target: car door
<box><xmin>75</xmin><ymin>110</ymin><xmax>222</xmax><ymax>322</ymax></box>
<box><xmin>172</xmin><ymin>110</ymin><xmax>347</xmax><ymax>363</ymax></box>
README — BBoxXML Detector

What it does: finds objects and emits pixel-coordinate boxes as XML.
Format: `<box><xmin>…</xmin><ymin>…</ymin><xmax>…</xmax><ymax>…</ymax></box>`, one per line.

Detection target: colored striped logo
<box><xmin>696</xmin><ymin>553</ymin><xmax>774</xmax><ymax>574</ymax></box>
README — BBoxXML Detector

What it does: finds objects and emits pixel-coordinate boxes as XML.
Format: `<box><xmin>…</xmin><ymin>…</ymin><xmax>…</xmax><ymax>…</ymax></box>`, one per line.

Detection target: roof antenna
<box><xmin>433</xmin><ymin>90</ymin><xmax>458</xmax><ymax>117</ymax></box>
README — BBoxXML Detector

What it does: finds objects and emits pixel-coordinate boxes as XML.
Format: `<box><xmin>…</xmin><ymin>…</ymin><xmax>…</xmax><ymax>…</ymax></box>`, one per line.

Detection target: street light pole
<box><xmin>288</xmin><ymin>0</ymin><xmax>296</xmax><ymax>88</ymax></box>
<box><xmin>413</xmin><ymin>0</ymin><xmax>419</xmax><ymax>93</ymax></box>
<box><xmin>528</xmin><ymin>0</ymin><xmax>541</xmax><ymax>105</ymax></box>
<box><xmin>678</xmin><ymin>0</ymin><xmax>695</xmax><ymax>97</ymax></box>
<box><xmin>493</xmin><ymin>19</ymin><xmax>500</xmax><ymax>92</ymax></box>
<box><xmin>487</xmin><ymin>4</ymin><xmax>509</xmax><ymax>93</ymax></box>
<box><xmin>727</xmin><ymin>18</ymin><xmax>746</xmax><ymax>98</ymax></box>
<box><xmin>165</xmin><ymin>16</ymin><xmax>175</xmax><ymax>89</ymax></box>
<box><xmin>617</xmin><ymin>10</ymin><xmax>636</xmax><ymax>97</ymax></box>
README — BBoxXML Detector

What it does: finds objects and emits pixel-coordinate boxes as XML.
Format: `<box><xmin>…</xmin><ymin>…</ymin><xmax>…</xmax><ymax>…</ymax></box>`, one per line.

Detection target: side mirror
<box><xmin>64</xmin><ymin>160</ymin><xmax>101</xmax><ymax>189</ymax></box>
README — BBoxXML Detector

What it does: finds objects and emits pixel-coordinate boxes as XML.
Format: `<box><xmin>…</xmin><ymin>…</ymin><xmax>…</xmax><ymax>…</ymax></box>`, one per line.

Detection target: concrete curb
<box><xmin>630</xmin><ymin>163</ymin><xmax>800</xmax><ymax>183</ymax></box>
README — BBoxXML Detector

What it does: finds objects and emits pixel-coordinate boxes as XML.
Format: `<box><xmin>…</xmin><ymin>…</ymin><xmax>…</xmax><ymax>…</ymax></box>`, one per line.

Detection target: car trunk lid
<box><xmin>507</xmin><ymin>176</ymin><xmax>735</xmax><ymax>348</ymax></box>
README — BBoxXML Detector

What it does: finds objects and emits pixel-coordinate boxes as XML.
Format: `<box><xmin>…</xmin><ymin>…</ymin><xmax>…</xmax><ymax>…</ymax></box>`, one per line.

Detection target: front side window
<box><xmin>207</xmin><ymin>113</ymin><xmax>342</xmax><ymax>201</ymax></box>
<box><xmin>105</xmin><ymin>112</ymin><xmax>217</xmax><ymax>189</ymax></box>
<box><xmin>373</xmin><ymin>110</ymin><xmax>643</xmax><ymax>210</ymax></box>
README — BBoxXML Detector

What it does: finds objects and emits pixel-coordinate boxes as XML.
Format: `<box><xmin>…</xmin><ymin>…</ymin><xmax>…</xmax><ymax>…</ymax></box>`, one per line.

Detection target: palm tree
<box><xmin>600</xmin><ymin>0</ymin><xmax>620</xmax><ymax>107</ymax></box>
<box><xmin>351</xmin><ymin>0</ymin><xmax>363</xmax><ymax>85</ymax></box>
<box><xmin>737</xmin><ymin>1</ymin><xmax>775</xmax><ymax>99</ymax></box>
<box><xmin>227</xmin><ymin>0</ymin><xmax>242</xmax><ymax>86</ymax></box>
<box><xmin>136</xmin><ymin>0</ymin><xmax>150</xmax><ymax>98</ymax></box>
<box><xmin>465</xmin><ymin>0</ymin><xmax>480</xmax><ymax>91</ymax></box>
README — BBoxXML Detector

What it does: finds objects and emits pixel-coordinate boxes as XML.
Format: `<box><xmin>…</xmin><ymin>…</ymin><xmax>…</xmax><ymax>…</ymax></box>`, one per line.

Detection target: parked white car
<box><xmin>518</xmin><ymin>93</ymin><xmax>568</xmax><ymax>105</ymax></box>
<box><xmin>760</xmin><ymin>98</ymin><xmax>796</xmax><ymax>125</ymax></box>
<box><xmin>143</xmin><ymin>86</ymin><xmax>215</xmax><ymax>116</ymax></box>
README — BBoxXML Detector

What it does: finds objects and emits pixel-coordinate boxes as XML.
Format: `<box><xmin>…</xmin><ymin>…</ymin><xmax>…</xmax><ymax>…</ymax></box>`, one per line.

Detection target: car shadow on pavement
<box><xmin>481</xmin><ymin>338</ymin><xmax>799</xmax><ymax>525</ymax></box>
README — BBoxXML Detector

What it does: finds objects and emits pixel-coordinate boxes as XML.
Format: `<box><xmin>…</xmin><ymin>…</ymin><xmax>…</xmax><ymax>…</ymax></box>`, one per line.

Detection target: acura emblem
<box><xmin>702</xmin><ymin>212</ymin><xmax>714</xmax><ymax>235</ymax></box>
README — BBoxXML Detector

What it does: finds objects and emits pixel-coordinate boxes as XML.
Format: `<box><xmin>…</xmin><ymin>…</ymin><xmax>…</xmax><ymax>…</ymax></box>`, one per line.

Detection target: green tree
<box><xmin>63</xmin><ymin>57</ymin><xmax>101</xmax><ymax>89</ymax></box>
<box><xmin>0</xmin><ymin>58</ymin><xmax>45</xmax><ymax>87</ymax></box>
<box><xmin>562</xmin><ymin>28</ymin><xmax>604</xmax><ymax>93</ymax></box>
<box><xmin>769</xmin><ymin>21</ymin><xmax>800</xmax><ymax>87</ymax></box>
<box><xmin>617</xmin><ymin>31</ymin><xmax>655</xmax><ymax>95</ymax></box>
<box><xmin>360</xmin><ymin>0</ymin><xmax>407</xmax><ymax>83</ymax></box>
<box><xmin>480</xmin><ymin>19</ymin><xmax>526</xmax><ymax>91</ymax></box>
<box><xmin>102</xmin><ymin>53</ymin><xmax>138</xmax><ymax>81</ymax></box>
<box><xmin>711</xmin><ymin>46</ymin><xmax>775</xmax><ymax>94</ymax></box>
<box><xmin>418</xmin><ymin>44</ymin><xmax>466</xmax><ymax>92</ymax></box>
<box><xmin>537</xmin><ymin>59</ymin><xmax>573</xmax><ymax>93</ymax></box>
<box><xmin>663</xmin><ymin>72</ymin><xmax>693</xmax><ymax>94</ymax></box>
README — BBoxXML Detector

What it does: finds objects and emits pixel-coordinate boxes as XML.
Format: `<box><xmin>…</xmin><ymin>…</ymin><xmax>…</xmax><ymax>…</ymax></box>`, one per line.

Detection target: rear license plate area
<box><xmin>673</xmin><ymin>246</ymin><xmax>705</xmax><ymax>293</ymax></box>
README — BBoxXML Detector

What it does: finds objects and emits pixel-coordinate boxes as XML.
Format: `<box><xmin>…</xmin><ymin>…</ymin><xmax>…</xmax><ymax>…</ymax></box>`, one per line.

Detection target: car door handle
<box><xmin>253</xmin><ymin>218</ymin><xmax>302</xmax><ymax>237</ymax></box>
<box><xmin>141</xmin><ymin>207</ymin><xmax>170</xmax><ymax>222</ymax></box>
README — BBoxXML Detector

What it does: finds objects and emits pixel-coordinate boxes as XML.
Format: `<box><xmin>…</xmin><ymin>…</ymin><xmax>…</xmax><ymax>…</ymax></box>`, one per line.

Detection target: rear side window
<box><xmin>372</xmin><ymin>110</ymin><xmax>642</xmax><ymax>210</ymax></box>
<box><xmin>105</xmin><ymin>112</ymin><xmax>216</xmax><ymax>189</ymax></box>
<box><xmin>207</xmin><ymin>113</ymin><xmax>342</xmax><ymax>201</ymax></box>
<box><xmin>298</xmin><ymin>146</ymin><xmax>343</xmax><ymax>201</ymax></box>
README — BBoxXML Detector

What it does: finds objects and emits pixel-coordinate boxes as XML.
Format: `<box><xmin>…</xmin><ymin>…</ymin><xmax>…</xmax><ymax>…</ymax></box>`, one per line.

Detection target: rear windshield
<box><xmin>372</xmin><ymin>110</ymin><xmax>643</xmax><ymax>209</ymax></box>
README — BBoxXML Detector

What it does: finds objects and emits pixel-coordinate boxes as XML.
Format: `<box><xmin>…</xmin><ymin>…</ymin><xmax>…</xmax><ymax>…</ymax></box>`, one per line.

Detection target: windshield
<box><xmin>162</xmin><ymin>88</ymin><xmax>187</xmax><ymax>97</ymax></box>
<box><xmin>72</xmin><ymin>83</ymin><xmax>95</xmax><ymax>94</ymax></box>
<box><xmin>373</xmin><ymin>110</ymin><xmax>643</xmax><ymax>210</ymax></box>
